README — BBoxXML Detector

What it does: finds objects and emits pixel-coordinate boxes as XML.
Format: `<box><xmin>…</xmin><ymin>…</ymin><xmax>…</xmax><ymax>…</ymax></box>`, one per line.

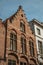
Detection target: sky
<box><xmin>0</xmin><ymin>0</ymin><xmax>43</xmax><ymax>22</ymax></box>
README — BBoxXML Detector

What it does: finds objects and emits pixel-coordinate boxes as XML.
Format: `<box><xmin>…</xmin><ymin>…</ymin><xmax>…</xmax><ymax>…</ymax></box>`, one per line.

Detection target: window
<box><xmin>10</xmin><ymin>18</ymin><xmax>13</xmax><ymax>23</ymax></box>
<box><xmin>30</xmin><ymin>64</ymin><xmax>34</xmax><ymax>65</ymax></box>
<box><xmin>21</xmin><ymin>37</ymin><xmax>26</xmax><ymax>54</ymax></box>
<box><xmin>21</xmin><ymin>14</ymin><xmax>23</xmax><ymax>17</ymax></box>
<box><xmin>20</xmin><ymin>21</ymin><xmax>25</xmax><ymax>33</ymax></box>
<box><xmin>39</xmin><ymin>63</ymin><xmax>43</xmax><ymax>65</ymax></box>
<box><xmin>20</xmin><ymin>62</ymin><xmax>26</xmax><ymax>65</ymax></box>
<box><xmin>37</xmin><ymin>28</ymin><xmax>41</xmax><ymax>35</ymax></box>
<box><xmin>38</xmin><ymin>40</ymin><xmax>43</xmax><ymax>59</ymax></box>
<box><xmin>29</xmin><ymin>41</ymin><xmax>34</xmax><ymax>56</ymax></box>
<box><xmin>10</xmin><ymin>33</ymin><xmax>17</xmax><ymax>51</ymax></box>
<box><xmin>38</xmin><ymin>41</ymin><xmax>43</xmax><ymax>54</ymax></box>
<box><xmin>8</xmin><ymin>60</ymin><xmax>16</xmax><ymax>65</ymax></box>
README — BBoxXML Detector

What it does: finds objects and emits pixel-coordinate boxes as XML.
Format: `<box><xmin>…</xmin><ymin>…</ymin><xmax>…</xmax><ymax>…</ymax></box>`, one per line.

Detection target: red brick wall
<box><xmin>0</xmin><ymin>7</ymin><xmax>38</xmax><ymax>65</ymax></box>
<box><xmin>0</xmin><ymin>21</ymin><xmax>5</xmax><ymax>59</ymax></box>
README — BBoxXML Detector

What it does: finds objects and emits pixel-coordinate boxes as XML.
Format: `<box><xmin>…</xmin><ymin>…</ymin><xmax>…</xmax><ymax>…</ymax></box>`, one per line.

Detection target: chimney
<box><xmin>18</xmin><ymin>5</ymin><xmax>23</xmax><ymax>10</ymax></box>
<box><xmin>19</xmin><ymin>5</ymin><xmax>22</xmax><ymax>9</ymax></box>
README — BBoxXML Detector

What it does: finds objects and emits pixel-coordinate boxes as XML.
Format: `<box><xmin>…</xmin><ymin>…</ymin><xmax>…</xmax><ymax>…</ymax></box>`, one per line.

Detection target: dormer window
<box><xmin>20</xmin><ymin>20</ymin><xmax>25</xmax><ymax>33</ymax></box>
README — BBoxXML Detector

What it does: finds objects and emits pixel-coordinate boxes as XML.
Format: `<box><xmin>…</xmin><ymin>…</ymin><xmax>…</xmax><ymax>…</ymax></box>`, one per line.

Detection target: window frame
<box><xmin>8</xmin><ymin>60</ymin><xmax>16</xmax><ymax>65</ymax></box>
<box><xmin>29</xmin><ymin>41</ymin><xmax>34</xmax><ymax>56</ymax></box>
<box><xmin>20</xmin><ymin>21</ymin><xmax>25</xmax><ymax>33</ymax></box>
<box><xmin>10</xmin><ymin>33</ymin><xmax>17</xmax><ymax>52</ymax></box>
<box><xmin>20</xmin><ymin>62</ymin><xmax>27</xmax><ymax>65</ymax></box>
<box><xmin>37</xmin><ymin>28</ymin><xmax>41</xmax><ymax>35</ymax></box>
<box><xmin>21</xmin><ymin>37</ymin><xmax>26</xmax><ymax>54</ymax></box>
<box><xmin>38</xmin><ymin>40</ymin><xmax>43</xmax><ymax>55</ymax></box>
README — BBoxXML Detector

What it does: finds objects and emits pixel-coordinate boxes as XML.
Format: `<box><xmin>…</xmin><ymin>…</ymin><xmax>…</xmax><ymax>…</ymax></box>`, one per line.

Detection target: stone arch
<box><xmin>11</xmin><ymin>28</ymin><xmax>17</xmax><ymax>35</ymax></box>
<box><xmin>20</xmin><ymin>55</ymin><xmax>29</xmax><ymax>65</ymax></box>
<box><xmin>21</xmin><ymin>33</ymin><xmax>26</xmax><ymax>38</ymax></box>
<box><xmin>20</xmin><ymin>19</ymin><xmax>25</xmax><ymax>24</ymax></box>
<box><xmin>29</xmin><ymin>37</ymin><xmax>33</xmax><ymax>41</ymax></box>
<box><xmin>20</xmin><ymin>55</ymin><xmax>28</xmax><ymax>62</ymax></box>
<box><xmin>8</xmin><ymin>53</ymin><xmax>19</xmax><ymax>63</ymax></box>
<box><xmin>30</xmin><ymin>58</ymin><xmax>37</xmax><ymax>65</ymax></box>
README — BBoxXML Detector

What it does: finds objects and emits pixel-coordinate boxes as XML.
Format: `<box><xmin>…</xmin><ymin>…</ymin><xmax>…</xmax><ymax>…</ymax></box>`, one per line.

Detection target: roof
<box><xmin>30</xmin><ymin>18</ymin><xmax>43</xmax><ymax>27</ymax></box>
<box><xmin>3</xmin><ymin>5</ymin><xmax>25</xmax><ymax>22</ymax></box>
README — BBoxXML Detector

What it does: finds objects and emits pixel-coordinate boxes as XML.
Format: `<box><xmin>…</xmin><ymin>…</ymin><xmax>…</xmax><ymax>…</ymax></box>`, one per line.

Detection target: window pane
<box><xmin>21</xmin><ymin>37</ymin><xmax>26</xmax><ymax>54</ymax></box>
<box><xmin>24</xmin><ymin>63</ymin><xmax>26</xmax><ymax>65</ymax></box>
<box><xmin>37</xmin><ymin>28</ymin><xmax>40</xmax><ymax>35</ymax></box>
<box><xmin>13</xmin><ymin>40</ymin><xmax>17</xmax><ymax>51</ymax></box>
<box><xmin>10</xmin><ymin>33</ymin><xmax>17</xmax><ymax>51</ymax></box>
<box><xmin>20</xmin><ymin>22</ymin><xmax>25</xmax><ymax>33</ymax></box>
<box><xmin>20</xmin><ymin>62</ymin><xmax>23</xmax><ymax>65</ymax></box>
<box><xmin>10</xmin><ymin>39</ymin><xmax>13</xmax><ymax>50</ymax></box>
<box><xmin>10</xmin><ymin>33</ymin><xmax>13</xmax><ymax>39</ymax></box>
<box><xmin>13</xmin><ymin>61</ymin><xmax>16</xmax><ymax>65</ymax></box>
<box><xmin>13</xmin><ymin>35</ymin><xmax>17</xmax><ymax>40</ymax></box>
<box><xmin>20</xmin><ymin>62</ymin><xmax>26</xmax><ymax>65</ymax></box>
<box><xmin>42</xmin><ymin>43</ymin><xmax>43</xmax><ymax>54</ymax></box>
<box><xmin>38</xmin><ymin>41</ymin><xmax>42</xmax><ymax>54</ymax></box>
<box><xmin>8</xmin><ymin>60</ymin><xmax>11</xmax><ymax>65</ymax></box>
<box><xmin>29</xmin><ymin>41</ymin><xmax>34</xmax><ymax>56</ymax></box>
<box><xmin>8</xmin><ymin>60</ymin><xmax>16</xmax><ymax>65</ymax></box>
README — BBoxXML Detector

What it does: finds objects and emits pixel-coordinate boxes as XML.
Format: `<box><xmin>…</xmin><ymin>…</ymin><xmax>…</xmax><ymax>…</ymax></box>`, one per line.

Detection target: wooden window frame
<box><xmin>29</xmin><ymin>41</ymin><xmax>34</xmax><ymax>56</ymax></box>
<box><xmin>10</xmin><ymin>33</ymin><xmax>17</xmax><ymax>52</ymax></box>
<box><xmin>37</xmin><ymin>28</ymin><xmax>41</xmax><ymax>35</ymax></box>
<box><xmin>21</xmin><ymin>37</ymin><xmax>26</xmax><ymax>54</ymax></box>
<box><xmin>20</xmin><ymin>22</ymin><xmax>25</xmax><ymax>33</ymax></box>
<box><xmin>20</xmin><ymin>62</ymin><xmax>27</xmax><ymax>65</ymax></box>
<box><xmin>8</xmin><ymin>60</ymin><xmax>16</xmax><ymax>65</ymax></box>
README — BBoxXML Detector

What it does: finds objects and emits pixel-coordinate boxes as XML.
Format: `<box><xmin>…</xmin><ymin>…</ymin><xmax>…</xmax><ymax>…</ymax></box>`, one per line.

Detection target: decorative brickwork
<box><xmin>0</xmin><ymin>6</ymin><xmax>38</xmax><ymax>65</ymax></box>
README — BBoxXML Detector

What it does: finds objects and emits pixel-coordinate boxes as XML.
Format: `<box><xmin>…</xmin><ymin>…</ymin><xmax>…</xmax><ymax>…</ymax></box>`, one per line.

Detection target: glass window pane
<box><xmin>38</xmin><ymin>41</ymin><xmax>42</xmax><ymax>54</ymax></box>
<box><xmin>21</xmin><ymin>37</ymin><xmax>26</xmax><ymax>54</ymax></box>
<box><xmin>13</xmin><ymin>40</ymin><xmax>17</xmax><ymax>51</ymax></box>
<box><xmin>20</xmin><ymin>22</ymin><xmax>25</xmax><ymax>33</ymax></box>
<box><xmin>10</xmin><ymin>33</ymin><xmax>17</xmax><ymax>51</ymax></box>
<box><xmin>20</xmin><ymin>62</ymin><xmax>23</xmax><ymax>65</ymax></box>
<box><xmin>24</xmin><ymin>63</ymin><xmax>26</xmax><ymax>65</ymax></box>
<box><xmin>37</xmin><ymin>28</ymin><xmax>41</xmax><ymax>35</ymax></box>
<box><xmin>10</xmin><ymin>39</ymin><xmax>13</xmax><ymax>50</ymax></box>
<box><xmin>29</xmin><ymin>41</ymin><xmax>34</xmax><ymax>56</ymax></box>
<box><xmin>8</xmin><ymin>60</ymin><xmax>16</xmax><ymax>65</ymax></box>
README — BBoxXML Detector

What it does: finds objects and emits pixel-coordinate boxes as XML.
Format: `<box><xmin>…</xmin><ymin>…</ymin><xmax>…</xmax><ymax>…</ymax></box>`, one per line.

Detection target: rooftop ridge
<box><xmin>3</xmin><ymin>5</ymin><xmax>24</xmax><ymax>22</ymax></box>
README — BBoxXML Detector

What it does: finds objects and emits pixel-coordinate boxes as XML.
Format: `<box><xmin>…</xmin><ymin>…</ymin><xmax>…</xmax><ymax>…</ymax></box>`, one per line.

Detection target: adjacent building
<box><xmin>0</xmin><ymin>6</ymin><xmax>38</xmax><ymax>65</ymax></box>
<box><xmin>29</xmin><ymin>19</ymin><xmax>43</xmax><ymax>65</ymax></box>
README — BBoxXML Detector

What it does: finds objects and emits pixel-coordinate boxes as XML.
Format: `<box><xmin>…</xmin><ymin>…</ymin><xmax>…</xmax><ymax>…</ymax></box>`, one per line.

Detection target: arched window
<box><xmin>29</xmin><ymin>40</ymin><xmax>34</xmax><ymax>56</ymax></box>
<box><xmin>8</xmin><ymin>60</ymin><xmax>16</xmax><ymax>65</ymax></box>
<box><xmin>21</xmin><ymin>35</ymin><xmax>26</xmax><ymax>54</ymax></box>
<box><xmin>10</xmin><ymin>30</ymin><xmax>17</xmax><ymax>52</ymax></box>
<box><xmin>20</xmin><ymin>62</ymin><xmax>26</xmax><ymax>65</ymax></box>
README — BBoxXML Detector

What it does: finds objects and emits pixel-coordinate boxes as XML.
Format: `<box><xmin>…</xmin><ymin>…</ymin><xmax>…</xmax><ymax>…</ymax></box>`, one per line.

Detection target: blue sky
<box><xmin>0</xmin><ymin>0</ymin><xmax>43</xmax><ymax>22</ymax></box>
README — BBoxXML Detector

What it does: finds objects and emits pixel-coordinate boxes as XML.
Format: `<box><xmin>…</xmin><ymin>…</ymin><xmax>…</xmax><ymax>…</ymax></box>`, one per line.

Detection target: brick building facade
<box><xmin>0</xmin><ymin>6</ymin><xmax>38</xmax><ymax>65</ymax></box>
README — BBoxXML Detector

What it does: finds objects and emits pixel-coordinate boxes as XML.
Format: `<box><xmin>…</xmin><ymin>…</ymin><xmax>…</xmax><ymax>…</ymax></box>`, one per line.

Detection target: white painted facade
<box><xmin>34</xmin><ymin>22</ymin><xmax>43</xmax><ymax>64</ymax></box>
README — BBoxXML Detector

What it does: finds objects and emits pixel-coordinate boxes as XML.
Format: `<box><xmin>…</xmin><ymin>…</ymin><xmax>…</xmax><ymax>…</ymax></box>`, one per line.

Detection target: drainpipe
<box><xmin>4</xmin><ymin>21</ymin><xmax>7</xmax><ymax>61</ymax></box>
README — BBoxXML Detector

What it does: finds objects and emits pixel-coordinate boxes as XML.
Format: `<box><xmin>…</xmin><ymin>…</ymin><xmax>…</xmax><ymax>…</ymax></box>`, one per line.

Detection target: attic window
<box><xmin>10</xmin><ymin>18</ymin><xmax>13</xmax><ymax>23</ymax></box>
<box><xmin>21</xmin><ymin>14</ymin><xmax>23</xmax><ymax>17</ymax></box>
<box><xmin>10</xmin><ymin>19</ymin><xmax>12</xmax><ymax>23</ymax></box>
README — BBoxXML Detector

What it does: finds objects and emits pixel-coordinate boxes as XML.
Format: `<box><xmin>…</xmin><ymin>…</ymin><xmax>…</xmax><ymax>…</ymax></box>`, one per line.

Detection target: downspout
<box><xmin>4</xmin><ymin>21</ymin><xmax>7</xmax><ymax>61</ymax></box>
